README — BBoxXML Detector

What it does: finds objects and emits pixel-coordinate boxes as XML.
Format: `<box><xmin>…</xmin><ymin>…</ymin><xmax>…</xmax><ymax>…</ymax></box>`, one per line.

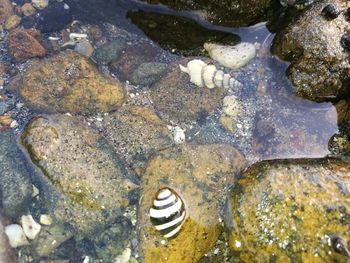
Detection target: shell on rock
<box><xmin>204</xmin><ymin>42</ymin><xmax>256</xmax><ymax>69</ymax></box>
<box><xmin>149</xmin><ymin>188</ymin><xmax>186</xmax><ymax>239</ymax></box>
<box><xmin>179</xmin><ymin>59</ymin><xmax>242</xmax><ymax>90</ymax></box>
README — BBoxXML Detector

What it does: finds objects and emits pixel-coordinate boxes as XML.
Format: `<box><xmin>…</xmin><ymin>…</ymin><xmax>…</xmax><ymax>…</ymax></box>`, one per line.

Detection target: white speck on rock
<box><xmin>168</xmin><ymin>126</ymin><xmax>185</xmax><ymax>144</ymax></box>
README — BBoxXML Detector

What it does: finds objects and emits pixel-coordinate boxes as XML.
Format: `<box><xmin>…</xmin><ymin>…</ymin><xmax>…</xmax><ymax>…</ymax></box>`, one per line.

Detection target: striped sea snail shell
<box><xmin>149</xmin><ymin>187</ymin><xmax>186</xmax><ymax>239</ymax></box>
<box><xmin>179</xmin><ymin>59</ymin><xmax>242</xmax><ymax>90</ymax></box>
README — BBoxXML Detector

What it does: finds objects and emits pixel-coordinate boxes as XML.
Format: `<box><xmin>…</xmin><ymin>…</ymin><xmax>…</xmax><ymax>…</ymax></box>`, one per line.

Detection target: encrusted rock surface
<box><xmin>272</xmin><ymin>0</ymin><xmax>350</xmax><ymax>102</ymax></box>
<box><xmin>13</xmin><ymin>52</ymin><xmax>126</xmax><ymax>114</ymax></box>
<box><xmin>0</xmin><ymin>0</ymin><xmax>12</xmax><ymax>25</ymax></box>
<box><xmin>138</xmin><ymin>144</ymin><xmax>247</xmax><ymax>263</ymax></box>
<box><xmin>227</xmin><ymin>158</ymin><xmax>350</xmax><ymax>262</ymax></box>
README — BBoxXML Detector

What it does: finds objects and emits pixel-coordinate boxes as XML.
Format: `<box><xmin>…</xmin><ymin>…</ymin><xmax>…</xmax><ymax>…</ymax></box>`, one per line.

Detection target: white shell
<box><xmin>180</xmin><ymin>59</ymin><xmax>242</xmax><ymax>90</ymax></box>
<box><xmin>4</xmin><ymin>224</ymin><xmax>29</xmax><ymax>248</ymax></box>
<box><xmin>149</xmin><ymin>188</ymin><xmax>186</xmax><ymax>239</ymax></box>
<box><xmin>21</xmin><ymin>215</ymin><xmax>41</xmax><ymax>240</ymax></box>
<box><xmin>204</xmin><ymin>42</ymin><xmax>256</xmax><ymax>69</ymax></box>
<box><xmin>222</xmin><ymin>95</ymin><xmax>241</xmax><ymax>117</ymax></box>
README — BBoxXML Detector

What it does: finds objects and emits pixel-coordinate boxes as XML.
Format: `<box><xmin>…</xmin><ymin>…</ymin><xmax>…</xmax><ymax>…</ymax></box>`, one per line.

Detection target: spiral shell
<box><xmin>179</xmin><ymin>59</ymin><xmax>242</xmax><ymax>90</ymax></box>
<box><xmin>149</xmin><ymin>188</ymin><xmax>186</xmax><ymax>239</ymax></box>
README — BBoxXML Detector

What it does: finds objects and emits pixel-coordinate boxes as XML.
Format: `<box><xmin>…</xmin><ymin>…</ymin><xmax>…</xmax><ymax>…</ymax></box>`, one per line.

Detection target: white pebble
<box><xmin>40</xmin><ymin>214</ymin><xmax>52</xmax><ymax>226</ymax></box>
<box><xmin>21</xmin><ymin>215</ymin><xmax>41</xmax><ymax>240</ymax></box>
<box><xmin>4</xmin><ymin>224</ymin><xmax>29</xmax><ymax>248</ymax></box>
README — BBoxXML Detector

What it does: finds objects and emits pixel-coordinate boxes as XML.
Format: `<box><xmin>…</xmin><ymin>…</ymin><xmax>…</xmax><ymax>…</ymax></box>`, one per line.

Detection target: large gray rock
<box><xmin>0</xmin><ymin>130</ymin><xmax>32</xmax><ymax>219</ymax></box>
<box><xmin>272</xmin><ymin>0</ymin><xmax>350</xmax><ymax>102</ymax></box>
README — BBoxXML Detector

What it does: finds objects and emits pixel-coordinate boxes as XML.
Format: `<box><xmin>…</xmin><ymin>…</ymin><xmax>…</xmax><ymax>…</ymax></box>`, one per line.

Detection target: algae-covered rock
<box><xmin>21</xmin><ymin>115</ymin><xmax>138</xmax><ymax>235</ymax></box>
<box><xmin>272</xmin><ymin>0</ymin><xmax>350</xmax><ymax>102</ymax></box>
<box><xmin>0</xmin><ymin>130</ymin><xmax>33</xmax><ymax>219</ymax></box>
<box><xmin>15</xmin><ymin>51</ymin><xmax>126</xmax><ymax>114</ymax></box>
<box><xmin>227</xmin><ymin>158</ymin><xmax>350</xmax><ymax>262</ymax></box>
<box><xmin>91</xmin><ymin>39</ymin><xmax>126</xmax><ymax>65</ymax></box>
<box><xmin>130</xmin><ymin>62</ymin><xmax>168</xmax><ymax>86</ymax></box>
<box><xmin>0</xmin><ymin>0</ymin><xmax>12</xmax><ymax>25</ymax></box>
<box><xmin>150</xmin><ymin>61</ymin><xmax>225</xmax><ymax>124</ymax></box>
<box><xmin>138</xmin><ymin>144</ymin><xmax>247</xmax><ymax>263</ymax></box>
<box><xmin>100</xmin><ymin>106</ymin><xmax>173</xmax><ymax>171</ymax></box>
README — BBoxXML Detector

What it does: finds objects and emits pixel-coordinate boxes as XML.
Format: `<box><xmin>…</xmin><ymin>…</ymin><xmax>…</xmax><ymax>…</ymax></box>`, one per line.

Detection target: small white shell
<box><xmin>21</xmin><ymin>215</ymin><xmax>41</xmax><ymax>240</ymax></box>
<box><xmin>204</xmin><ymin>42</ymin><xmax>256</xmax><ymax>69</ymax></box>
<box><xmin>149</xmin><ymin>188</ymin><xmax>186</xmax><ymax>239</ymax></box>
<box><xmin>180</xmin><ymin>59</ymin><xmax>242</xmax><ymax>90</ymax></box>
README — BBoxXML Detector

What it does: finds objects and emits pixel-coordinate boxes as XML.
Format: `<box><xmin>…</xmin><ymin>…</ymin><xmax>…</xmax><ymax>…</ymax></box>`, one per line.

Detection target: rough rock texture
<box><xmin>227</xmin><ymin>158</ymin><xmax>350</xmax><ymax>262</ymax></box>
<box><xmin>91</xmin><ymin>39</ymin><xmax>126</xmax><ymax>65</ymax></box>
<box><xmin>100</xmin><ymin>106</ymin><xmax>173</xmax><ymax>171</ymax></box>
<box><xmin>15</xmin><ymin>52</ymin><xmax>126</xmax><ymax>114</ymax></box>
<box><xmin>21</xmin><ymin>115</ymin><xmax>138</xmax><ymax>235</ymax></box>
<box><xmin>139</xmin><ymin>0</ymin><xmax>272</xmax><ymax>27</ymax></box>
<box><xmin>130</xmin><ymin>62</ymin><xmax>168</xmax><ymax>86</ymax></box>
<box><xmin>138</xmin><ymin>144</ymin><xmax>247</xmax><ymax>263</ymax></box>
<box><xmin>0</xmin><ymin>130</ymin><xmax>33</xmax><ymax>219</ymax></box>
<box><xmin>272</xmin><ymin>0</ymin><xmax>350</xmax><ymax>102</ymax></box>
<box><xmin>0</xmin><ymin>0</ymin><xmax>12</xmax><ymax>25</ymax></box>
<box><xmin>150</xmin><ymin>61</ymin><xmax>225</xmax><ymax>124</ymax></box>
<box><xmin>7</xmin><ymin>29</ymin><xmax>46</xmax><ymax>61</ymax></box>
<box><xmin>0</xmin><ymin>211</ymin><xmax>18</xmax><ymax>263</ymax></box>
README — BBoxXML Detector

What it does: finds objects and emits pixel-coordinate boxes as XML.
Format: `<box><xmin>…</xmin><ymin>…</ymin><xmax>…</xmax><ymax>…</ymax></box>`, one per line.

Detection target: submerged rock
<box><xmin>150</xmin><ymin>60</ymin><xmax>225</xmax><ymax>124</ymax></box>
<box><xmin>36</xmin><ymin>1</ymin><xmax>72</xmax><ymax>32</ymax></box>
<box><xmin>0</xmin><ymin>0</ymin><xmax>13</xmax><ymax>25</ymax></box>
<box><xmin>130</xmin><ymin>62</ymin><xmax>168</xmax><ymax>86</ymax></box>
<box><xmin>138</xmin><ymin>144</ymin><xmax>247</xmax><ymax>263</ymax></box>
<box><xmin>227</xmin><ymin>158</ymin><xmax>350</xmax><ymax>262</ymax></box>
<box><xmin>7</xmin><ymin>29</ymin><xmax>46</xmax><ymax>61</ymax></box>
<box><xmin>100</xmin><ymin>106</ymin><xmax>173</xmax><ymax>171</ymax></box>
<box><xmin>272</xmin><ymin>0</ymin><xmax>350</xmax><ymax>102</ymax></box>
<box><xmin>0</xmin><ymin>130</ymin><xmax>32</xmax><ymax>219</ymax></box>
<box><xmin>21</xmin><ymin>114</ymin><xmax>138</xmax><ymax>235</ymax></box>
<box><xmin>91</xmin><ymin>39</ymin><xmax>126</xmax><ymax>65</ymax></box>
<box><xmin>14</xmin><ymin>51</ymin><xmax>126</xmax><ymax>114</ymax></box>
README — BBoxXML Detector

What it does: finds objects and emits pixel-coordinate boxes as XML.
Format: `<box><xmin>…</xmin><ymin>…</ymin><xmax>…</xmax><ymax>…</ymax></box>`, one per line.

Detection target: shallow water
<box><xmin>0</xmin><ymin>0</ymin><xmax>343</xmax><ymax>262</ymax></box>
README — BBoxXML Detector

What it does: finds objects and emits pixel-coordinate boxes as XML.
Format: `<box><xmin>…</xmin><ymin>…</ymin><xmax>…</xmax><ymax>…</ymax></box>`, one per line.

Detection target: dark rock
<box><xmin>272</xmin><ymin>0</ymin><xmax>350</xmax><ymax>102</ymax></box>
<box><xmin>227</xmin><ymin>158</ymin><xmax>350</xmax><ymax>262</ymax></box>
<box><xmin>91</xmin><ymin>39</ymin><xmax>126</xmax><ymax>65</ymax></box>
<box><xmin>321</xmin><ymin>4</ymin><xmax>340</xmax><ymax>20</ymax></box>
<box><xmin>341</xmin><ymin>34</ymin><xmax>350</xmax><ymax>51</ymax></box>
<box><xmin>36</xmin><ymin>2</ymin><xmax>73</xmax><ymax>33</ymax></box>
<box><xmin>0</xmin><ymin>130</ymin><xmax>32</xmax><ymax>219</ymax></box>
<box><xmin>21</xmin><ymin>15</ymin><xmax>36</xmax><ymax>29</ymax></box>
<box><xmin>130</xmin><ymin>62</ymin><xmax>168</xmax><ymax>86</ymax></box>
<box><xmin>7</xmin><ymin>29</ymin><xmax>46</xmax><ymax>61</ymax></box>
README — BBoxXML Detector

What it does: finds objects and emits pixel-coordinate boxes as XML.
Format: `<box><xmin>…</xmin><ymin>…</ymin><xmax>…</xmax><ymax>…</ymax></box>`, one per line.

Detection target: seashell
<box><xmin>149</xmin><ymin>188</ymin><xmax>186</xmax><ymax>239</ymax></box>
<box><xmin>204</xmin><ymin>42</ymin><xmax>256</xmax><ymax>69</ymax></box>
<box><xmin>179</xmin><ymin>59</ymin><xmax>242</xmax><ymax>90</ymax></box>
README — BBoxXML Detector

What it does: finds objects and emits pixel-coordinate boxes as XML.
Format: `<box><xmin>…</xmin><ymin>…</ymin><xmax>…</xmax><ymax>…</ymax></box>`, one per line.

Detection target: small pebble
<box><xmin>21</xmin><ymin>3</ymin><xmax>36</xmax><ymax>16</ymax></box>
<box><xmin>21</xmin><ymin>15</ymin><xmax>36</xmax><ymax>29</ymax></box>
<box><xmin>32</xmin><ymin>0</ymin><xmax>48</xmax><ymax>10</ymax></box>
<box><xmin>321</xmin><ymin>4</ymin><xmax>339</xmax><ymax>20</ymax></box>
<box><xmin>74</xmin><ymin>39</ymin><xmax>94</xmax><ymax>58</ymax></box>
<box><xmin>341</xmin><ymin>34</ymin><xmax>350</xmax><ymax>51</ymax></box>
<box><xmin>39</xmin><ymin>214</ymin><xmax>52</xmax><ymax>225</ymax></box>
<box><xmin>4</xmin><ymin>15</ymin><xmax>21</xmax><ymax>30</ymax></box>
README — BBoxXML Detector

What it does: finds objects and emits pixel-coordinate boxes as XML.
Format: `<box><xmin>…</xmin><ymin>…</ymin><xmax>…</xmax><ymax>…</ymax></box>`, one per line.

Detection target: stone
<box><xmin>100</xmin><ymin>106</ymin><xmax>173</xmax><ymax>171</ymax></box>
<box><xmin>21</xmin><ymin>114</ymin><xmax>138</xmax><ymax>235</ymax></box>
<box><xmin>150</xmin><ymin>60</ymin><xmax>225</xmax><ymax>124</ymax></box>
<box><xmin>4</xmin><ymin>224</ymin><xmax>29</xmax><ymax>248</ymax></box>
<box><xmin>0</xmin><ymin>0</ymin><xmax>12</xmax><ymax>25</ymax></box>
<box><xmin>0</xmin><ymin>130</ymin><xmax>33</xmax><ymax>219</ymax></box>
<box><xmin>222</xmin><ymin>95</ymin><xmax>241</xmax><ymax>117</ymax></box>
<box><xmin>21</xmin><ymin>3</ymin><xmax>36</xmax><ymax>16</ymax></box>
<box><xmin>130</xmin><ymin>62</ymin><xmax>168</xmax><ymax>86</ymax></box>
<box><xmin>21</xmin><ymin>215</ymin><xmax>41</xmax><ymax>240</ymax></box>
<box><xmin>0</xmin><ymin>212</ymin><xmax>18</xmax><ymax>262</ymax></box>
<box><xmin>31</xmin><ymin>0</ymin><xmax>48</xmax><ymax>10</ymax></box>
<box><xmin>36</xmin><ymin>1</ymin><xmax>72</xmax><ymax>33</ymax></box>
<box><xmin>74</xmin><ymin>39</ymin><xmax>94</xmax><ymax>58</ymax></box>
<box><xmin>7</xmin><ymin>29</ymin><xmax>46</xmax><ymax>61</ymax></box>
<box><xmin>4</xmin><ymin>15</ymin><xmax>21</xmax><ymax>30</ymax></box>
<box><xmin>91</xmin><ymin>39</ymin><xmax>126</xmax><ymax>65</ymax></box>
<box><xmin>110</xmin><ymin>42</ymin><xmax>158</xmax><ymax>80</ymax></box>
<box><xmin>21</xmin><ymin>15</ymin><xmax>35</xmax><ymax>29</ymax></box>
<box><xmin>272</xmin><ymin>0</ymin><xmax>350</xmax><ymax>102</ymax></box>
<box><xmin>227</xmin><ymin>158</ymin><xmax>350</xmax><ymax>262</ymax></box>
<box><xmin>16</xmin><ymin>51</ymin><xmax>126</xmax><ymax>114</ymax></box>
<box><xmin>138</xmin><ymin>144</ymin><xmax>247</xmax><ymax>263</ymax></box>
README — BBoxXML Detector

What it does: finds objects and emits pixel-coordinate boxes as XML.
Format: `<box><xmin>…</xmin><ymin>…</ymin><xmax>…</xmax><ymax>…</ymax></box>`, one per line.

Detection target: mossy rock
<box><xmin>227</xmin><ymin>158</ymin><xmax>350</xmax><ymax>262</ymax></box>
<box><xmin>138</xmin><ymin>144</ymin><xmax>247</xmax><ymax>263</ymax></box>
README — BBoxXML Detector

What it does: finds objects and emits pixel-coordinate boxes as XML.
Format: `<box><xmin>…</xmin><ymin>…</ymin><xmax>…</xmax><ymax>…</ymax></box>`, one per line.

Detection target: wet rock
<box><xmin>272</xmin><ymin>0</ymin><xmax>350</xmax><ymax>102</ymax></box>
<box><xmin>110</xmin><ymin>42</ymin><xmax>158</xmax><ymax>80</ymax></box>
<box><xmin>91</xmin><ymin>39</ymin><xmax>126</xmax><ymax>65</ymax></box>
<box><xmin>20</xmin><ymin>15</ymin><xmax>35</xmax><ymax>29</ymax></box>
<box><xmin>0</xmin><ymin>130</ymin><xmax>33</xmax><ymax>219</ymax></box>
<box><xmin>130</xmin><ymin>62</ymin><xmax>168</xmax><ymax>86</ymax></box>
<box><xmin>74</xmin><ymin>39</ymin><xmax>94</xmax><ymax>58</ymax></box>
<box><xmin>0</xmin><ymin>211</ymin><xmax>18</xmax><ymax>263</ymax></box>
<box><xmin>7</xmin><ymin>29</ymin><xmax>46</xmax><ymax>61</ymax></box>
<box><xmin>138</xmin><ymin>144</ymin><xmax>247</xmax><ymax>263</ymax></box>
<box><xmin>15</xmin><ymin>51</ymin><xmax>126</xmax><ymax>114</ymax></box>
<box><xmin>21</xmin><ymin>3</ymin><xmax>36</xmax><ymax>16</ymax></box>
<box><xmin>150</xmin><ymin>60</ymin><xmax>225</xmax><ymax>124</ymax></box>
<box><xmin>21</xmin><ymin>114</ymin><xmax>138</xmax><ymax>235</ymax></box>
<box><xmin>127</xmin><ymin>11</ymin><xmax>239</xmax><ymax>56</ymax></box>
<box><xmin>0</xmin><ymin>0</ymin><xmax>12</xmax><ymax>25</ymax></box>
<box><xmin>100</xmin><ymin>106</ymin><xmax>173</xmax><ymax>171</ymax></box>
<box><xmin>227</xmin><ymin>158</ymin><xmax>350</xmax><ymax>262</ymax></box>
<box><xmin>32</xmin><ymin>0</ymin><xmax>48</xmax><ymax>10</ymax></box>
<box><xmin>36</xmin><ymin>2</ymin><xmax>72</xmax><ymax>33</ymax></box>
<box><xmin>4</xmin><ymin>15</ymin><xmax>21</xmax><ymax>30</ymax></box>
